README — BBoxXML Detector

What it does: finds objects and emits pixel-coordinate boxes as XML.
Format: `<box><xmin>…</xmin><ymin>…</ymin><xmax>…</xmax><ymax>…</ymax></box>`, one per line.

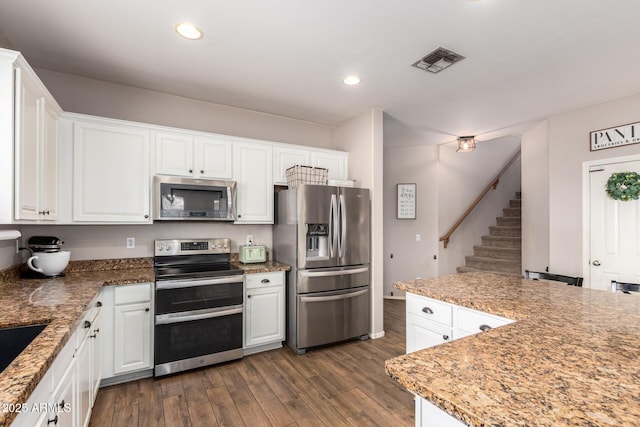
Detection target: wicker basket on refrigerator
<box><xmin>286</xmin><ymin>165</ymin><xmax>328</xmax><ymax>188</ymax></box>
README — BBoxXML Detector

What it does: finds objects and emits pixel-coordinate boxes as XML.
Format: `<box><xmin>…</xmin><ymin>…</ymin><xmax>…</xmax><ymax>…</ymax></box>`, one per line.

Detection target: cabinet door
<box><xmin>233</xmin><ymin>141</ymin><xmax>273</xmax><ymax>223</ymax></box>
<box><xmin>73</xmin><ymin>121</ymin><xmax>151</xmax><ymax>222</ymax></box>
<box><xmin>77</xmin><ymin>334</ymin><xmax>92</xmax><ymax>427</ymax></box>
<box><xmin>194</xmin><ymin>136</ymin><xmax>233</xmax><ymax>179</ymax></box>
<box><xmin>41</xmin><ymin>101</ymin><xmax>60</xmax><ymax>220</ymax></box>
<box><xmin>114</xmin><ymin>302</ymin><xmax>152</xmax><ymax>374</ymax></box>
<box><xmin>273</xmin><ymin>146</ymin><xmax>311</xmax><ymax>185</ymax></box>
<box><xmin>51</xmin><ymin>357</ymin><xmax>77</xmax><ymax>427</ymax></box>
<box><xmin>14</xmin><ymin>69</ymin><xmax>41</xmax><ymax>220</ymax></box>
<box><xmin>90</xmin><ymin>309</ymin><xmax>102</xmax><ymax>404</ymax></box>
<box><xmin>245</xmin><ymin>286</ymin><xmax>285</xmax><ymax>348</ymax></box>
<box><xmin>406</xmin><ymin>313</ymin><xmax>452</xmax><ymax>353</ymax></box>
<box><xmin>155</xmin><ymin>131</ymin><xmax>193</xmax><ymax>176</ymax></box>
<box><xmin>311</xmin><ymin>150</ymin><xmax>348</xmax><ymax>180</ymax></box>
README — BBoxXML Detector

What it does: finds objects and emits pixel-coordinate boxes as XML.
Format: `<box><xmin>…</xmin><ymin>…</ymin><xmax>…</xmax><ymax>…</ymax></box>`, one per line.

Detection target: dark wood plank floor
<box><xmin>89</xmin><ymin>299</ymin><xmax>412</xmax><ymax>427</ymax></box>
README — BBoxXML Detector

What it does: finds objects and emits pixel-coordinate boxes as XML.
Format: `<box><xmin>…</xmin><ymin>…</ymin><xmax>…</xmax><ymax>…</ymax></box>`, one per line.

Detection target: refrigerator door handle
<box><xmin>299</xmin><ymin>267</ymin><xmax>369</xmax><ymax>277</ymax></box>
<box><xmin>299</xmin><ymin>288</ymin><xmax>368</xmax><ymax>303</ymax></box>
<box><xmin>330</xmin><ymin>194</ymin><xmax>338</xmax><ymax>258</ymax></box>
<box><xmin>338</xmin><ymin>194</ymin><xmax>346</xmax><ymax>258</ymax></box>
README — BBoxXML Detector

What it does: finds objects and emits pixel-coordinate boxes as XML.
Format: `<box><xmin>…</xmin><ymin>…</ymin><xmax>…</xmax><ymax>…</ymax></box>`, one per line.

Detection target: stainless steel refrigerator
<box><xmin>274</xmin><ymin>184</ymin><xmax>370</xmax><ymax>354</ymax></box>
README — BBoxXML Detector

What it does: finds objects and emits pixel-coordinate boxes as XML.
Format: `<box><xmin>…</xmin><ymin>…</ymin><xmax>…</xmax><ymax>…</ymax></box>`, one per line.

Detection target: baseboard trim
<box><xmin>369</xmin><ymin>331</ymin><xmax>386</xmax><ymax>339</ymax></box>
<box><xmin>384</xmin><ymin>295</ymin><xmax>406</xmax><ymax>300</ymax></box>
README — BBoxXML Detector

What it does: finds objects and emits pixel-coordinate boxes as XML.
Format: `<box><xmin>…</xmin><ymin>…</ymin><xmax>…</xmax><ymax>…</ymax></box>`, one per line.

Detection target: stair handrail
<box><xmin>439</xmin><ymin>150</ymin><xmax>521</xmax><ymax>249</ymax></box>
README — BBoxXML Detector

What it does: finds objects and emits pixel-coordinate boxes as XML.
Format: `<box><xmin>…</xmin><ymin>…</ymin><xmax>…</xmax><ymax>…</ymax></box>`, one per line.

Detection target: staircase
<box><xmin>456</xmin><ymin>192</ymin><xmax>522</xmax><ymax>276</ymax></box>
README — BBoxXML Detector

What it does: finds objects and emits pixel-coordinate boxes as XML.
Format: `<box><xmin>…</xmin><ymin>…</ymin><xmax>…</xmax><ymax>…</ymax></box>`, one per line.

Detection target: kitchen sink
<box><xmin>0</xmin><ymin>323</ymin><xmax>49</xmax><ymax>373</ymax></box>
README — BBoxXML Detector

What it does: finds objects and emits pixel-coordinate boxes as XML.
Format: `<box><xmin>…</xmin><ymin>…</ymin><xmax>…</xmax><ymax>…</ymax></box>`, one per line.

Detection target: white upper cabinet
<box><xmin>155</xmin><ymin>131</ymin><xmax>193</xmax><ymax>177</ymax></box>
<box><xmin>233</xmin><ymin>140</ymin><xmax>273</xmax><ymax>224</ymax></box>
<box><xmin>273</xmin><ymin>145</ymin><xmax>311</xmax><ymax>185</ymax></box>
<box><xmin>273</xmin><ymin>145</ymin><xmax>349</xmax><ymax>185</ymax></box>
<box><xmin>72</xmin><ymin>118</ymin><xmax>151</xmax><ymax>223</ymax></box>
<box><xmin>0</xmin><ymin>48</ymin><xmax>62</xmax><ymax>223</ymax></box>
<box><xmin>155</xmin><ymin>130</ymin><xmax>233</xmax><ymax>180</ymax></box>
<box><xmin>311</xmin><ymin>150</ymin><xmax>348</xmax><ymax>181</ymax></box>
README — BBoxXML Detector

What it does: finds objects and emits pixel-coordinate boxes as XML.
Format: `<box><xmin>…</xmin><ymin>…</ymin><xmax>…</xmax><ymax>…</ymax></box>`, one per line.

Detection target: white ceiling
<box><xmin>1</xmin><ymin>0</ymin><xmax>640</xmax><ymax>147</ymax></box>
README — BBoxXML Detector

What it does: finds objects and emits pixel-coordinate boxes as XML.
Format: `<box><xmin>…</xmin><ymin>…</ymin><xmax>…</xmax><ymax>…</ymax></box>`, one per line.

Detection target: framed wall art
<box><xmin>397</xmin><ymin>183</ymin><xmax>416</xmax><ymax>219</ymax></box>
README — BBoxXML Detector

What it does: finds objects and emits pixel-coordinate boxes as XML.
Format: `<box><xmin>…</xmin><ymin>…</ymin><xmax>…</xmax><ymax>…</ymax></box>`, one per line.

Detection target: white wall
<box><xmin>383</xmin><ymin>144</ymin><xmax>439</xmax><ymax>297</ymax></box>
<box><xmin>18</xmin><ymin>223</ymin><xmax>272</xmax><ymax>262</ymax></box>
<box><xmin>523</xmin><ymin>92</ymin><xmax>640</xmax><ymax>279</ymax></box>
<box><xmin>334</xmin><ymin>108</ymin><xmax>385</xmax><ymax>338</ymax></box>
<box><xmin>437</xmin><ymin>136</ymin><xmax>521</xmax><ymax>275</ymax></box>
<box><xmin>37</xmin><ymin>70</ymin><xmax>335</xmax><ymax>149</ymax></box>
<box><xmin>0</xmin><ymin>226</ymin><xmax>22</xmax><ymax>270</ymax></box>
<box><xmin>521</xmin><ymin>120</ymin><xmax>549</xmax><ymax>272</ymax></box>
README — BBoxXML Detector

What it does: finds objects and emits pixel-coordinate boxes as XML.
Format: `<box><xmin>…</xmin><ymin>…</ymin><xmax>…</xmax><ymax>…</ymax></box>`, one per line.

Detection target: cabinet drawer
<box><xmin>456</xmin><ymin>307</ymin><xmax>513</xmax><ymax>335</ymax></box>
<box><xmin>114</xmin><ymin>283</ymin><xmax>151</xmax><ymax>304</ymax></box>
<box><xmin>245</xmin><ymin>272</ymin><xmax>284</xmax><ymax>289</ymax></box>
<box><xmin>407</xmin><ymin>293</ymin><xmax>453</xmax><ymax>327</ymax></box>
<box><xmin>406</xmin><ymin>313</ymin><xmax>453</xmax><ymax>353</ymax></box>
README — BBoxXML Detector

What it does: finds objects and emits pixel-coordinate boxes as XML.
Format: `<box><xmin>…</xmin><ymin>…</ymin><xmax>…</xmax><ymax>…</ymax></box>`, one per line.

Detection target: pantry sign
<box><xmin>590</xmin><ymin>121</ymin><xmax>640</xmax><ymax>151</ymax></box>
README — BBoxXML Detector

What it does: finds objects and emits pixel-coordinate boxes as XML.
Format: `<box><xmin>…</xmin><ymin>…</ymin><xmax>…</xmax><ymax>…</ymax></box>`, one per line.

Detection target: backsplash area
<box><xmin>1</xmin><ymin>223</ymin><xmax>272</xmax><ymax>269</ymax></box>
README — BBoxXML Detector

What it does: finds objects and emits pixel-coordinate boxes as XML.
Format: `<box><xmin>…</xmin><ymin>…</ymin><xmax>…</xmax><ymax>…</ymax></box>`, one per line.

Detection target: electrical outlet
<box><xmin>415</xmin><ymin>234</ymin><xmax>421</xmax><ymax>242</ymax></box>
<box><xmin>126</xmin><ymin>237</ymin><xmax>135</xmax><ymax>249</ymax></box>
<box><xmin>246</xmin><ymin>234</ymin><xmax>253</xmax><ymax>245</ymax></box>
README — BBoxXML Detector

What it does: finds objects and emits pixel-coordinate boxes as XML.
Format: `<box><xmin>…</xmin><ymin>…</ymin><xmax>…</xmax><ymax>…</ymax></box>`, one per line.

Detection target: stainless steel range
<box><xmin>153</xmin><ymin>238</ymin><xmax>244</xmax><ymax>377</ymax></box>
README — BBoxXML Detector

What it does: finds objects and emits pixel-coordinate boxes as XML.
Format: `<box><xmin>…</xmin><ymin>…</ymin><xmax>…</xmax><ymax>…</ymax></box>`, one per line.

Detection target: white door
<box><xmin>245</xmin><ymin>286</ymin><xmax>284</xmax><ymax>347</ymax></box>
<box><xmin>73</xmin><ymin>121</ymin><xmax>151</xmax><ymax>222</ymax></box>
<box><xmin>233</xmin><ymin>141</ymin><xmax>273</xmax><ymax>223</ymax></box>
<box><xmin>194</xmin><ymin>136</ymin><xmax>233</xmax><ymax>179</ymax></box>
<box><xmin>155</xmin><ymin>131</ymin><xmax>193</xmax><ymax>176</ymax></box>
<box><xmin>15</xmin><ymin>71</ymin><xmax>41</xmax><ymax>220</ymax></box>
<box><xmin>113</xmin><ymin>302</ymin><xmax>152</xmax><ymax>374</ymax></box>
<box><xmin>589</xmin><ymin>160</ymin><xmax>640</xmax><ymax>291</ymax></box>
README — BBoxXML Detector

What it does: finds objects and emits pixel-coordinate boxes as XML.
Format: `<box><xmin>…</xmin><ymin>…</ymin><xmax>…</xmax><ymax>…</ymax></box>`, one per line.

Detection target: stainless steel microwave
<box><xmin>153</xmin><ymin>176</ymin><xmax>237</xmax><ymax>221</ymax></box>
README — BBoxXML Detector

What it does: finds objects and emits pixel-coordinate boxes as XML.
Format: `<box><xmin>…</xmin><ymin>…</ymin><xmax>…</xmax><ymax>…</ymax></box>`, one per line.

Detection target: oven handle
<box><xmin>156</xmin><ymin>275</ymin><xmax>244</xmax><ymax>290</ymax></box>
<box><xmin>299</xmin><ymin>288</ymin><xmax>368</xmax><ymax>303</ymax></box>
<box><xmin>155</xmin><ymin>305</ymin><xmax>243</xmax><ymax>325</ymax></box>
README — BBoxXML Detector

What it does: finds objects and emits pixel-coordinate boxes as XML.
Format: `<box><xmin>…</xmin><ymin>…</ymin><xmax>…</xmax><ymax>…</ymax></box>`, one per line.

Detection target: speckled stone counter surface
<box><xmin>0</xmin><ymin>264</ymin><xmax>154</xmax><ymax>427</ymax></box>
<box><xmin>385</xmin><ymin>272</ymin><xmax>640</xmax><ymax>427</ymax></box>
<box><xmin>234</xmin><ymin>260</ymin><xmax>291</xmax><ymax>274</ymax></box>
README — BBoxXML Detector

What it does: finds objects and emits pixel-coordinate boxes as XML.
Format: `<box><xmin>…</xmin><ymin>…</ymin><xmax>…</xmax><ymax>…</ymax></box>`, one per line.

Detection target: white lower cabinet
<box><xmin>415</xmin><ymin>396</ymin><xmax>466</xmax><ymax>427</ymax></box>
<box><xmin>406</xmin><ymin>313</ymin><xmax>452</xmax><ymax>353</ymax></box>
<box><xmin>11</xmin><ymin>294</ymin><xmax>102</xmax><ymax>427</ymax></box>
<box><xmin>243</xmin><ymin>271</ymin><xmax>285</xmax><ymax>354</ymax></box>
<box><xmin>101</xmin><ymin>283</ymin><xmax>154</xmax><ymax>380</ymax></box>
<box><xmin>406</xmin><ymin>292</ymin><xmax>514</xmax><ymax>427</ymax></box>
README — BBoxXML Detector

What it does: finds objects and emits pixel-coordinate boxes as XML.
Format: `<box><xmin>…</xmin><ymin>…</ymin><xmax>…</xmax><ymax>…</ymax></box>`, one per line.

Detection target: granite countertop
<box><xmin>386</xmin><ymin>272</ymin><xmax>640</xmax><ymax>427</ymax></box>
<box><xmin>0</xmin><ymin>257</ymin><xmax>290</xmax><ymax>426</ymax></box>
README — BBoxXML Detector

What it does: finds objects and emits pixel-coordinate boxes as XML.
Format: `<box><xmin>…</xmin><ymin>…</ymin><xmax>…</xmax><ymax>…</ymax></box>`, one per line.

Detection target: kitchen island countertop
<box><xmin>0</xmin><ymin>258</ymin><xmax>290</xmax><ymax>427</ymax></box>
<box><xmin>386</xmin><ymin>272</ymin><xmax>640</xmax><ymax>427</ymax></box>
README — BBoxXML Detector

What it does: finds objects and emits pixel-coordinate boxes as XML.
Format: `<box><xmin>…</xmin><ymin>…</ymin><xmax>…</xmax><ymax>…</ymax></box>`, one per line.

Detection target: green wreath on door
<box><xmin>606</xmin><ymin>172</ymin><xmax>640</xmax><ymax>201</ymax></box>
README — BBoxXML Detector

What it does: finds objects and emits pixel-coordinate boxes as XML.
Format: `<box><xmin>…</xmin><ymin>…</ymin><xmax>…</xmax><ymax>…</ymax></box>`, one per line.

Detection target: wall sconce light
<box><xmin>456</xmin><ymin>136</ymin><xmax>476</xmax><ymax>153</ymax></box>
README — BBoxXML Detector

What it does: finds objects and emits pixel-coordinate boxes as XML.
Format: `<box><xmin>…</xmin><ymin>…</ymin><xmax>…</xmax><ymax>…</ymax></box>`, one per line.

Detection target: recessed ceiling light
<box><xmin>343</xmin><ymin>75</ymin><xmax>361</xmax><ymax>86</ymax></box>
<box><xmin>175</xmin><ymin>22</ymin><xmax>203</xmax><ymax>40</ymax></box>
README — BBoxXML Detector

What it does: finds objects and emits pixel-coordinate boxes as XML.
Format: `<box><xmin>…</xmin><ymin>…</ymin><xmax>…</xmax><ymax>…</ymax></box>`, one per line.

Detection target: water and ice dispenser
<box><xmin>306</xmin><ymin>224</ymin><xmax>329</xmax><ymax>259</ymax></box>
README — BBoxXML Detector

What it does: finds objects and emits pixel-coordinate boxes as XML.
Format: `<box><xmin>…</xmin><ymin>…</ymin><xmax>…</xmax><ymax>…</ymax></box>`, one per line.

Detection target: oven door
<box><xmin>155</xmin><ymin>276</ymin><xmax>244</xmax><ymax>314</ymax></box>
<box><xmin>154</xmin><ymin>306</ymin><xmax>243</xmax><ymax>376</ymax></box>
<box><xmin>154</xmin><ymin>275</ymin><xmax>244</xmax><ymax>376</ymax></box>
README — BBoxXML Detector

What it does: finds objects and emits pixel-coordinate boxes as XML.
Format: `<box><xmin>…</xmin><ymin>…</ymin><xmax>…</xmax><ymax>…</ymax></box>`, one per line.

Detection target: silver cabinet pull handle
<box><xmin>422</xmin><ymin>307</ymin><xmax>434</xmax><ymax>315</ymax></box>
<box><xmin>479</xmin><ymin>324</ymin><xmax>492</xmax><ymax>332</ymax></box>
<box><xmin>261</xmin><ymin>278</ymin><xmax>270</xmax><ymax>283</ymax></box>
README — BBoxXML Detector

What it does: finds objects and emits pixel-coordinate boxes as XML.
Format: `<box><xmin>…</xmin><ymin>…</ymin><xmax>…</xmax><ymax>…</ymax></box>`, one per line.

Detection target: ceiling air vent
<box><xmin>412</xmin><ymin>47</ymin><xmax>465</xmax><ymax>74</ymax></box>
